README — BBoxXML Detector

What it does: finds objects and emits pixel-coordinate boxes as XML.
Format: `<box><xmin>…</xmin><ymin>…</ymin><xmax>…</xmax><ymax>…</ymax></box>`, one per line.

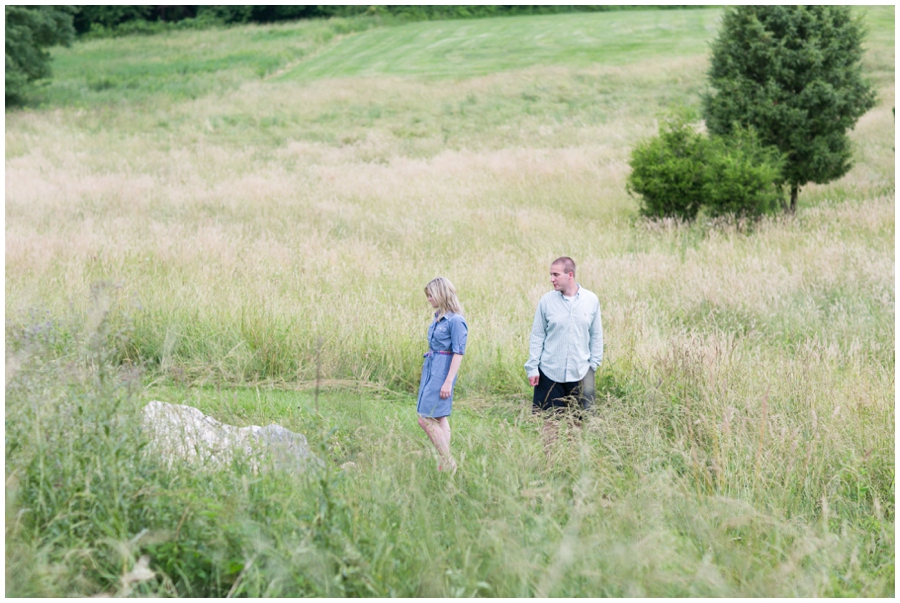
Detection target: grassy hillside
<box><xmin>6</xmin><ymin>7</ymin><xmax>894</xmax><ymax>597</ymax></box>
<box><xmin>281</xmin><ymin>9</ymin><xmax>720</xmax><ymax>79</ymax></box>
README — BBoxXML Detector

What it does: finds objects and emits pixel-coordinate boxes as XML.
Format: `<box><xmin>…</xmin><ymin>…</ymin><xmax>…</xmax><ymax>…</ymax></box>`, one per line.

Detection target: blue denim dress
<box><xmin>416</xmin><ymin>312</ymin><xmax>468</xmax><ymax>418</ymax></box>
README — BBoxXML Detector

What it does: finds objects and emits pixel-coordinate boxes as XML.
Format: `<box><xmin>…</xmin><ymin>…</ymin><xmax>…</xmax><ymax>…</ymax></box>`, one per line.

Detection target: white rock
<box><xmin>141</xmin><ymin>400</ymin><xmax>321</xmax><ymax>472</ymax></box>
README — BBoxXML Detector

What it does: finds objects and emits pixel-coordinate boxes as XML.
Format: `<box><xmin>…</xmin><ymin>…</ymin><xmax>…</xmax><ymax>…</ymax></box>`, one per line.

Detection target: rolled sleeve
<box><xmin>450</xmin><ymin>316</ymin><xmax>468</xmax><ymax>355</ymax></box>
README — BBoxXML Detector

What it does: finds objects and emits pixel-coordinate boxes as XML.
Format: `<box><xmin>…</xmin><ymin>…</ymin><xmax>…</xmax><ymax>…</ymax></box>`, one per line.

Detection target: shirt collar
<box><xmin>557</xmin><ymin>284</ymin><xmax>581</xmax><ymax>299</ymax></box>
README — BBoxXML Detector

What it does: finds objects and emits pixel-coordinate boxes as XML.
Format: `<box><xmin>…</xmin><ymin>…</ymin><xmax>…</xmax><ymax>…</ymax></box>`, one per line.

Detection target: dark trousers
<box><xmin>532</xmin><ymin>367</ymin><xmax>595</xmax><ymax>414</ymax></box>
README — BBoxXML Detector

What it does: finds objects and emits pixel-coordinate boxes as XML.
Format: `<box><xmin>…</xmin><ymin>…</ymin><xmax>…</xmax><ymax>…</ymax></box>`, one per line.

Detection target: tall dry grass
<box><xmin>6</xmin><ymin>7</ymin><xmax>894</xmax><ymax>597</ymax></box>
<box><xmin>7</xmin><ymin>57</ymin><xmax>892</xmax><ymax>388</ymax></box>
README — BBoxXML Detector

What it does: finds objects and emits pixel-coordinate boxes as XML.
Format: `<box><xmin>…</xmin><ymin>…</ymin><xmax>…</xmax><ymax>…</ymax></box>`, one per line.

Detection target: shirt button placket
<box><xmin>566</xmin><ymin>299</ymin><xmax>574</xmax><ymax>380</ymax></box>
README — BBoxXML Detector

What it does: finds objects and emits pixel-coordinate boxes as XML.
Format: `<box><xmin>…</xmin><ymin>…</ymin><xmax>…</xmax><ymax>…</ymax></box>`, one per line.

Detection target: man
<box><xmin>525</xmin><ymin>256</ymin><xmax>603</xmax><ymax>415</ymax></box>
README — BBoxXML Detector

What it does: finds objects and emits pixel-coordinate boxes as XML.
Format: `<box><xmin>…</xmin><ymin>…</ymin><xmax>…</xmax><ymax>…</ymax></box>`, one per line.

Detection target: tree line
<box><xmin>71</xmin><ymin>5</ymin><xmax>700</xmax><ymax>35</ymax></box>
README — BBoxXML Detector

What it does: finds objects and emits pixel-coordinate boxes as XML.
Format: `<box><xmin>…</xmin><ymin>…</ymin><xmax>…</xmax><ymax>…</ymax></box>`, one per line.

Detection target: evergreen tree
<box><xmin>6</xmin><ymin>5</ymin><xmax>76</xmax><ymax>105</ymax></box>
<box><xmin>702</xmin><ymin>6</ymin><xmax>876</xmax><ymax>212</ymax></box>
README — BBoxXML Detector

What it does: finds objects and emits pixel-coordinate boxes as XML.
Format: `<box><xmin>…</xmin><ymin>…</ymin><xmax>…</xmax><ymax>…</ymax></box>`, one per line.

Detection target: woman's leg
<box><xmin>437</xmin><ymin>417</ymin><xmax>456</xmax><ymax>471</ymax></box>
<box><xmin>418</xmin><ymin>416</ymin><xmax>445</xmax><ymax>456</ymax></box>
<box><xmin>418</xmin><ymin>415</ymin><xmax>455</xmax><ymax>471</ymax></box>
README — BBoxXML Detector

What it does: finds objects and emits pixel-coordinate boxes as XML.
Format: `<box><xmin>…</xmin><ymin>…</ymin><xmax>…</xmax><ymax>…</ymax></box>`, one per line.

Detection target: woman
<box><xmin>417</xmin><ymin>276</ymin><xmax>467</xmax><ymax>473</ymax></box>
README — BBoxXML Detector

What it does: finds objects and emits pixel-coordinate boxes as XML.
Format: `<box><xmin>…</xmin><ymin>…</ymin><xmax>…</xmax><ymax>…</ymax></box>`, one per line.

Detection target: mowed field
<box><xmin>5</xmin><ymin>7</ymin><xmax>894</xmax><ymax>597</ymax></box>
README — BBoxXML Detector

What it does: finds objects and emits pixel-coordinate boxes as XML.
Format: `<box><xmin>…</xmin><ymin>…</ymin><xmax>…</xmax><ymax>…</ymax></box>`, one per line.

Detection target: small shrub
<box><xmin>628</xmin><ymin>115</ymin><xmax>787</xmax><ymax>221</ymax></box>
<box><xmin>702</xmin><ymin>126</ymin><xmax>786</xmax><ymax>218</ymax></box>
<box><xmin>626</xmin><ymin>113</ymin><xmax>706</xmax><ymax>221</ymax></box>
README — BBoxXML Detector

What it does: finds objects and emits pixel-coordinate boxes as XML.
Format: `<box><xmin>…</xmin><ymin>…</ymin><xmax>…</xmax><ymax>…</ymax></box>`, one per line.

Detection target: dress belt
<box><xmin>423</xmin><ymin>350</ymin><xmax>454</xmax><ymax>358</ymax></box>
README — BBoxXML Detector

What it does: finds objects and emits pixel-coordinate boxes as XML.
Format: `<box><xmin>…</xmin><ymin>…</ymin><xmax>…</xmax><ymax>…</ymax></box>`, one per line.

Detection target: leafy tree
<box><xmin>702</xmin><ymin>6</ymin><xmax>876</xmax><ymax>212</ymax></box>
<box><xmin>6</xmin><ymin>5</ymin><xmax>75</xmax><ymax>105</ymax></box>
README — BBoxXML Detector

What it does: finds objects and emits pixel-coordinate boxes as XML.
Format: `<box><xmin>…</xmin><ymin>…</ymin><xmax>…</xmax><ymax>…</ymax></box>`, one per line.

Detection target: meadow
<box><xmin>5</xmin><ymin>7</ymin><xmax>894</xmax><ymax>596</ymax></box>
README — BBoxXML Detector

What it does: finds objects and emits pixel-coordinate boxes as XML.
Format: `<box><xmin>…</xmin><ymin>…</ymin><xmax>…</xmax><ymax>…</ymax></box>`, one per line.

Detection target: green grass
<box><xmin>36</xmin><ymin>16</ymin><xmax>384</xmax><ymax>108</ymax></box>
<box><xmin>6</xmin><ymin>6</ymin><xmax>895</xmax><ymax>597</ymax></box>
<box><xmin>7</xmin><ymin>323</ymin><xmax>893</xmax><ymax>596</ymax></box>
<box><xmin>281</xmin><ymin>9</ymin><xmax>721</xmax><ymax>79</ymax></box>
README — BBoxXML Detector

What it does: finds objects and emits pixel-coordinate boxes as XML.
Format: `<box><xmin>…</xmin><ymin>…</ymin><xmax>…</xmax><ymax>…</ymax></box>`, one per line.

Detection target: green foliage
<box><xmin>5</xmin><ymin>5</ymin><xmax>75</xmax><ymax>105</ymax></box>
<box><xmin>194</xmin><ymin>5</ymin><xmax>254</xmax><ymax>25</ymax></box>
<box><xmin>74</xmin><ymin>6</ymin><xmax>322</xmax><ymax>38</ymax></box>
<box><xmin>628</xmin><ymin>113</ymin><xmax>787</xmax><ymax>221</ymax></box>
<box><xmin>702</xmin><ymin>6</ymin><xmax>877</xmax><ymax>211</ymax></box>
<box><xmin>626</xmin><ymin>112</ymin><xmax>706</xmax><ymax>220</ymax></box>
<box><xmin>701</xmin><ymin>126</ymin><xmax>786</xmax><ymax>218</ymax></box>
<box><xmin>73</xmin><ymin>5</ymin><xmax>153</xmax><ymax>33</ymax></box>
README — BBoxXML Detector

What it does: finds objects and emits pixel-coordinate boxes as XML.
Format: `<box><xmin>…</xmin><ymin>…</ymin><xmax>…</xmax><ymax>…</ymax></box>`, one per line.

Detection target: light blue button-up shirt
<box><xmin>525</xmin><ymin>285</ymin><xmax>603</xmax><ymax>383</ymax></box>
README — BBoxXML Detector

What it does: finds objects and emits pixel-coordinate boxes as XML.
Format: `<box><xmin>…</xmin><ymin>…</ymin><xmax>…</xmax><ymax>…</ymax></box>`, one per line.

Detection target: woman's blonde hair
<box><xmin>425</xmin><ymin>276</ymin><xmax>463</xmax><ymax>319</ymax></box>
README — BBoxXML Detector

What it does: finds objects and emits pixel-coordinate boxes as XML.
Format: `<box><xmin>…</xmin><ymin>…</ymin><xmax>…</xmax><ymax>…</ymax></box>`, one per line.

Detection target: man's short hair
<box><xmin>551</xmin><ymin>256</ymin><xmax>576</xmax><ymax>276</ymax></box>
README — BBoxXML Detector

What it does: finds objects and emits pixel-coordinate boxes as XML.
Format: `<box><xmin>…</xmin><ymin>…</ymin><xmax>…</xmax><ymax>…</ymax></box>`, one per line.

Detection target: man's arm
<box><xmin>525</xmin><ymin>298</ymin><xmax>546</xmax><ymax>384</ymax></box>
<box><xmin>589</xmin><ymin>300</ymin><xmax>603</xmax><ymax>371</ymax></box>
